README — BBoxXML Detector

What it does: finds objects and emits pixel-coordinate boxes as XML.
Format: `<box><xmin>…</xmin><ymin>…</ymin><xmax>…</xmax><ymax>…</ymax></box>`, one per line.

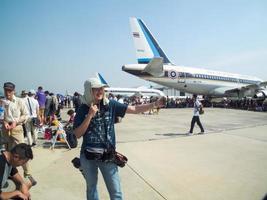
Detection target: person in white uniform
<box><xmin>24</xmin><ymin>90</ymin><xmax>40</xmax><ymax>146</ymax></box>
<box><xmin>188</xmin><ymin>94</ymin><xmax>204</xmax><ymax>135</ymax></box>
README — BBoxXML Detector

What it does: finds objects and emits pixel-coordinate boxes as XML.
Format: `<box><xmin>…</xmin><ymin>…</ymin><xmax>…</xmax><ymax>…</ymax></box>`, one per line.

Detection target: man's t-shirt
<box><xmin>193</xmin><ymin>99</ymin><xmax>202</xmax><ymax>116</ymax></box>
<box><xmin>36</xmin><ymin>91</ymin><xmax>46</xmax><ymax>109</ymax></box>
<box><xmin>74</xmin><ymin>100</ymin><xmax>128</xmax><ymax>153</ymax></box>
<box><xmin>0</xmin><ymin>152</ymin><xmax>18</xmax><ymax>192</ymax></box>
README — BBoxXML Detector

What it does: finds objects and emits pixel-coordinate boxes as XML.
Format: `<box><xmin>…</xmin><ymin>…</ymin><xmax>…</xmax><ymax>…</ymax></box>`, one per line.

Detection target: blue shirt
<box><xmin>74</xmin><ymin>100</ymin><xmax>128</xmax><ymax>152</ymax></box>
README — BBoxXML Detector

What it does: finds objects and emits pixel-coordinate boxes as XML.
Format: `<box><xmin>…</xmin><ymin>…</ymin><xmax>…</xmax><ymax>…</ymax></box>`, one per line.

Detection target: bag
<box><xmin>199</xmin><ymin>107</ymin><xmax>204</xmax><ymax>115</ymax></box>
<box><xmin>84</xmin><ymin>149</ymin><xmax>103</xmax><ymax>160</ymax></box>
<box><xmin>84</xmin><ymin>148</ymin><xmax>128</xmax><ymax>167</ymax></box>
<box><xmin>114</xmin><ymin>151</ymin><xmax>128</xmax><ymax>168</ymax></box>
<box><xmin>44</xmin><ymin>128</ymin><xmax>52</xmax><ymax>140</ymax></box>
<box><xmin>32</xmin><ymin>117</ymin><xmax>40</xmax><ymax>126</ymax></box>
<box><xmin>66</xmin><ymin>130</ymin><xmax>78</xmax><ymax>148</ymax></box>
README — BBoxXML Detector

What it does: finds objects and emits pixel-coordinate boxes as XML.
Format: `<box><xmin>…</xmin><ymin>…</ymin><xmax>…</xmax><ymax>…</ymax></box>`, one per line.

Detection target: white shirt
<box><xmin>118</xmin><ymin>98</ymin><xmax>124</xmax><ymax>104</ymax></box>
<box><xmin>3</xmin><ymin>95</ymin><xmax>29</xmax><ymax>124</ymax></box>
<box><xmin>25</xmin><ymin>97</ymin><xmax>39</xmax><ymax>118</ymax></box>
<box><xmin>193</xmin><ymin>99</ymin><xmax>201</xmax><ymax>116</ymax></box>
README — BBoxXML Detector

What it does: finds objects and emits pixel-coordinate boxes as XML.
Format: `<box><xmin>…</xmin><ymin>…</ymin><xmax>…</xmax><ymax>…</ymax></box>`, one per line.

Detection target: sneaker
<box><xmin>199</xmin><ymin>131</ymin><xmax>205</xmax><ymax>134</ymax></box>
<box><xmin>187</xmin><ymin>132</ymin><xmax>193</xmax><ymax>136</ymax></box>
<box><xmin>27</xmin><ymin>175</ymin><xmax>37</xmax><ymax>186</ymax></box>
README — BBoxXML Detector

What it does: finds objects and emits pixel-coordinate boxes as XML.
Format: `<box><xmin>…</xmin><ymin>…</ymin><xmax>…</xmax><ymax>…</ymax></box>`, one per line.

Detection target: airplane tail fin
<box><xmin>130</xmin><ymin>17</ymin><xmax>171</xmax><ymax>64</ymax></box>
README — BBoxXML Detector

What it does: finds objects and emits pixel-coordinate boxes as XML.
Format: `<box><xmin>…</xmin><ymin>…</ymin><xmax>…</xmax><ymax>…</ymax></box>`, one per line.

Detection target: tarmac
<box><xmin>27</xmin><ymin>108</ymin><xmax>267</xmax><ymax>200</ymax></box>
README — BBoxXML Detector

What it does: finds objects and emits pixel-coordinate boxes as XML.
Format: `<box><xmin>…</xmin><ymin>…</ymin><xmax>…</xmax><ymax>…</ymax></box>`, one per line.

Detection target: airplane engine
<box><xmin>253</xmin><ymin>90</ymin><xmax>267</xmax><ymax>100</ymax></box>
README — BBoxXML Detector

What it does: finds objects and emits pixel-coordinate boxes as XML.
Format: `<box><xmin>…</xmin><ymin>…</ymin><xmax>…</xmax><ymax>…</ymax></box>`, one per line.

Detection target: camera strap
<box><xmin>27</xmin><ymin>98</ymin><xmax>33</xmax><ymax>116</ymax></box>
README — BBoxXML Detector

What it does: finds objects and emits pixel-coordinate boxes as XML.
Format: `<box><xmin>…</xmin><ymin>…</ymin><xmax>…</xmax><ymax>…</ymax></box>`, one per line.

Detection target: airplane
<box><xmin>96</xmin><ymin>73</ymin><xmax>165</xmax><ymax>97</ymax></box>
<box><xmin>122</xmin><ymin>17</ymin><xmax>267</xmax><ymax>100</ymax></box>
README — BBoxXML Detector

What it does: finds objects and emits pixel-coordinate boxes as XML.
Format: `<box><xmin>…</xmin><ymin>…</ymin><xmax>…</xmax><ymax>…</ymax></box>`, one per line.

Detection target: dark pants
<box><xmin>190</xmin><ymin>116</ymin><xmax>204</xmax><ymax>133</ymax></box>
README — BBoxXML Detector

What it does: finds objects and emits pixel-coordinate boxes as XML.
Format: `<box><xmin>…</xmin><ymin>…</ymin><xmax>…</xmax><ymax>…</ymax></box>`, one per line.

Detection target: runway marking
<box><xmin>126</xmin><ymin>164</ymin><xmax>168</xmax><ymax>200</ymax></box>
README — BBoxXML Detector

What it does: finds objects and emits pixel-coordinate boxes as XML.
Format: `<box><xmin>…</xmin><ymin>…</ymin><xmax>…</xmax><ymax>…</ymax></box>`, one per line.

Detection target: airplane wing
<box><xmin>143</xmin><ymin>57</ymin><xmax>164</xmax><ymax>77</ymax></box>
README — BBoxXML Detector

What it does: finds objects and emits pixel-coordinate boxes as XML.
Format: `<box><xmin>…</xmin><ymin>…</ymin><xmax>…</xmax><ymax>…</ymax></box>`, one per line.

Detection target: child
<box><xmin>64</xmin><ymin>109</ymin><xmax>76</xmax><ymax>128</ymax></box>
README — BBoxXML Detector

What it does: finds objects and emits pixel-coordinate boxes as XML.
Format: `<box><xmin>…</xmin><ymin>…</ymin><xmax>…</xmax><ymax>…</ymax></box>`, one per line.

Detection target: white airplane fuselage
<box><xmin>122</xmin><ymin>64</ymin><xmax>263</xmax><ymax>98</ymax></box>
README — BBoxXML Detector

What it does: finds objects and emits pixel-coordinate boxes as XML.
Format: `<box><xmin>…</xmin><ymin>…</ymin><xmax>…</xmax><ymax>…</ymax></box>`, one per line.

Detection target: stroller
<box><xmin>49</xmin><ymin>119</ymin><xmax>71</xmax><ymax>150</ymax></box>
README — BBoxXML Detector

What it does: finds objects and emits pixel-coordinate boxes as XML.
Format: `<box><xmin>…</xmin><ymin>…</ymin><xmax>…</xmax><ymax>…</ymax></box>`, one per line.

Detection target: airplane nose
<box><xmin>122</xmin><ymin>65</ymin><xmax>126</xmax><ymax>71</ymax></box>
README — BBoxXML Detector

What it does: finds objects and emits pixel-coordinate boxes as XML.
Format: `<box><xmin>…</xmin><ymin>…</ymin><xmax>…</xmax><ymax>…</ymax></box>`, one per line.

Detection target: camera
<box><xmin>71</xmin><ymin>157</ymin><xmax>81</xmax><ymax>169</ymax></box>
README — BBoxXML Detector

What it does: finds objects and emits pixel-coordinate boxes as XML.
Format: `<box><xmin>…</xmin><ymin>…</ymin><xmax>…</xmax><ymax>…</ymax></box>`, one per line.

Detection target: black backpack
<box><xmin>66</xmin><ymin>129</ymin><xmax>78</xmax><ymax>148</ymax></box>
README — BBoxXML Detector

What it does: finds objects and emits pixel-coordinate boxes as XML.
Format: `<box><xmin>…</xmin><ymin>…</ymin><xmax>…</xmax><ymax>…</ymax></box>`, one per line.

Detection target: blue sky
<box><xmin>0</xmin><ymin>0</ymin><xmax>266</xmax><ymax>95</ymax></box>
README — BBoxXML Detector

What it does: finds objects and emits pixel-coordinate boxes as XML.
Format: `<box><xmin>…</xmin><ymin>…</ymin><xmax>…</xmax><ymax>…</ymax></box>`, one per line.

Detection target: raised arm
<box><xmin>126</xmin><ymin>96</ymin><xmax>166</xmax><ymax>114</ymax></box>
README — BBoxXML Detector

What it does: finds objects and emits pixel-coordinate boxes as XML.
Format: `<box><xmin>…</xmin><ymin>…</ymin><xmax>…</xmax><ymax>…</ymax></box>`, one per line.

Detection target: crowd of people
<box><xmin>163</xmin><ymin>96</ymin><xmax>267</xmax><ymax>112</ymax></box>
<box><xmin>0</xmin><ymin>82</ymin><xmax>83</xmax><ymax>199</ymax></box>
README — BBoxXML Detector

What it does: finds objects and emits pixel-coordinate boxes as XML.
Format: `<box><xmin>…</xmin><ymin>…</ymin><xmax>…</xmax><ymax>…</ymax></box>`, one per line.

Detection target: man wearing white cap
<box><xmin>24</xmin><ymin>89</ymin><xmax>40</xmax><ymax>147</ymax></box>
<box><xmin>74</xmin><ymin>77</ymin><xmax>166</xmax><ymax>200</ymax></box>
